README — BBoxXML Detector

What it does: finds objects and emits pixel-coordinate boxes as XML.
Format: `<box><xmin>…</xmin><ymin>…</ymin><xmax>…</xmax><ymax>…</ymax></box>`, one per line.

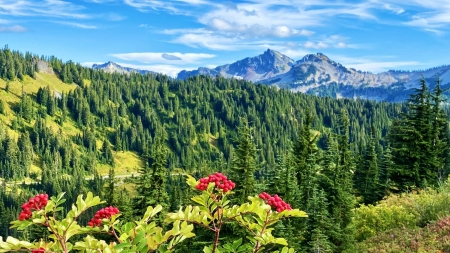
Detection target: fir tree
<box><xmin>354</xmin><ymin>126</ymin><xmax>379</xmax><ymax>204</ymax></box>
<box><xmin>135</xmin><ymin>127</ymin><xmax>170</xmax><ymax>216</ymax></box>
<box><xmin>389</xmin><ymin>77</ymin><xmax>449</xmax><ymax>191</ymax></box>
<box><xmin>231</xmin><ymin>118</ymin><xmax>259</xmax><ymax>203</ymax></box>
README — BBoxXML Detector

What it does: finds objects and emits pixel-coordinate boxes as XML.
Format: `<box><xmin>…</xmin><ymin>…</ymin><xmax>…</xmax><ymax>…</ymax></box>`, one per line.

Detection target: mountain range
<box><xmin>93</xmin><ymin>50</ymin><xmax>450</xmax><ymax>102</ymax></box>
<box><xmin>92</xmin><ymin>61</ymin><xmax>155</xmax><ymax>75</ymax></box>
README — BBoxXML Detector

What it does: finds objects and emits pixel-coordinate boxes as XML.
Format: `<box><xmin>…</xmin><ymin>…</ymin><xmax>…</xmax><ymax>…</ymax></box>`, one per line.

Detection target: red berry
<box><xmin>31</xmin><ymin>247</ymin><xmax>45</xmax><ymax>253</ymax></box>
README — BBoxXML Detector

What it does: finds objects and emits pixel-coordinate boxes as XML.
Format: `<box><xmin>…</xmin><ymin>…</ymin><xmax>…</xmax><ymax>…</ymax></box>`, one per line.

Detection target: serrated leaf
<box><xmin>185</xmin><ymin>174</ymin><xmax>198</xmax><ymax>188</ymax></box>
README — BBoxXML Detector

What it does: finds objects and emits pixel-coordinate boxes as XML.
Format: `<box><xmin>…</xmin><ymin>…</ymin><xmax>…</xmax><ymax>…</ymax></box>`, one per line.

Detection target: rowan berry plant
<box><xmin>0</xmin><ymin>173</ymin><xmax>306</xmax><ymax>253</ymax></box>
<box><xmin>167</xmin><ymin>173</ymin><xmax>307</xmax><ymax>253</ymax></box>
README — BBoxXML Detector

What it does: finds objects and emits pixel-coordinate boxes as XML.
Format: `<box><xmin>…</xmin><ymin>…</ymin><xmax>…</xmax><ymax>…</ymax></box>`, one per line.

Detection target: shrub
<box><xmin>351</xmin><ymin>216</ymin><xmax>450</xmax><ymax>252</ymax></box>
<box><xmin>351</xmin><ymin>180</ymin><xmax>450</xmax><ymax>242</ymax></box>
<box><xmin>0</xmin><ymin>173</ymin><xmax>307</xmax><ymax>252</ymax></box>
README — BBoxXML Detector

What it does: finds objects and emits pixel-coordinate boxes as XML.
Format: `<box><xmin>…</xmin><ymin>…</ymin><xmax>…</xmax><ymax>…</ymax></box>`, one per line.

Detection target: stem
<box><xmin>110</xmin><ymin>225</ymin><xmax>121</xmax><ymax>243</ymax></box>
<box><xmin>43</xmin><ymin>213</ymin><xmax>68</xmax><ymax>253</ymax></box>
<box><xmin>252</xmin><ymin>210</ymin><xmax>271</xmax><ymax>253</ymax></box>
<box><xmin>211</xmin><ymin>205</ymin><xmax>224</xmax><ymax>253</ymax></box>
<box><xmin>212</xmin><ymin>226</ymin><xmax>220</xmax><ymax>253</ymax></box>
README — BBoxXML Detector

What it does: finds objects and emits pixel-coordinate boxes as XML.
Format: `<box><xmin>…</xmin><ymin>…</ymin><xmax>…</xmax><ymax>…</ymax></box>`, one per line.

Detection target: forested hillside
<box><xmin>0</xmin><ymin>47</ymin><xmax>448</xmax><ymax>252</ymax></box>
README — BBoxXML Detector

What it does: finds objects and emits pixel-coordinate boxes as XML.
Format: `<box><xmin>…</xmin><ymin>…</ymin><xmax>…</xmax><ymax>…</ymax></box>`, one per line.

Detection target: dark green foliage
<box><xmin>135</xmin><ymin>127</ymin><xmax>170</xmax><ymax>215</ymax></box>
<box><xmin>230</xmin><ymin>118</ymin><xmax>259</xmax><ymax>202</ymax></box>
<box><xmin>320</xmin><ymin>112</ymin><xmax>356</xmax><ymax>251</ymax></box>
<box><xmin>0</xmin><ymin>46</ymin><xmax>39</xmax><ymax>81</ymax></box>
<box><xmin>354</xmin><ymin>126</ymin><xmax>380</xmax><ymax>204</ymax></box>
<box><xmin>0</xmin><ymin>99</ymin><xmax>5</xmax><ymax>115</ymax></box>
<box><xmin>389</xmin><ymin>77</ymin><xmax>449</xmax><ymax>191</ymax></box>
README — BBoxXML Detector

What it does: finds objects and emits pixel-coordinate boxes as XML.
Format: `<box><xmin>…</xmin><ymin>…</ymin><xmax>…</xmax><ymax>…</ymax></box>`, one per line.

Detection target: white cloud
<box><xmin>199</xmin><ymin>1</ymin><xmax>375</xmax><ymax>32</ymax></box>
<box><xmin>105</xmin><ymin>12</ymin><xmax>126</xmax><ymax>21</ymax></box>
<box><xmin>0</xmin><ymin>25</ymin><xmax>27</xmax><ymax>32</ymax></box>
<box><xmin>110</xmin><ymin>52</ymin><xmax>216</xmax><ymax>64</ymax></box>
<box><xmin>123</xmin><ymin>0</ymin><xmax>210</xmax><ymax>14</ymax></box>
<box><xmin>0</xmin><ymin>0</ymin><xmax>90</xmax><ymax>19</ymax></box>
<box><xmin>304</xmin><ymin>41</ymin><xmax>329</xmax><ymax>49</ymax></box>
<box><xmin>55</xmin><ymin>21</ymin><xmax>96</xmax><ymax>29</ymax></box>
<box><xmin>117</xmin><ymin>62</ymin><xmax>195</xmax><ymax>78</ymax></box>
<box><xmin>336</xmin><ymin>42</ymin><xmax>347</xmax><ymax>48</ymax></box>
<box><xmin>164</xmin><ymin>1</ymin><xmax>375</xmax><ymax>49</ymax></box>
<box><xmin>347</xmin><ymin>61</ymin><xmax>421</xmax><ymax>73</ymax></box>
<box><xmin>84</xmin><ymin>0</ymin><xmax>115</xmax><ymax>3</ymax></box>
<box><xmin>380</xmin><ymin>0</ymin><xmax>450</xmax><ymax>32</ymax></box>
<box><xmin>333</xmin><ymin>55</ymin><xmax>421</xmax><ymax>73</ymax></box>
<box><xmin>206</xmin><ymin>17</ymin><xmax>313</xmax><ymax>38</ymax></box>
<box><xmin>383</xmin><ymin>3</ymin><xmax>405</xmax><ymax>14</ymax></box>
<box><xmin>81</xmin><ymin>62</ymin><xmax>103</xmax><ymax>67</ymax></box>
<box><xmin>171</xmin><ymin>33</ymin><xmax>240</xmax><ymax>50</ymax></box>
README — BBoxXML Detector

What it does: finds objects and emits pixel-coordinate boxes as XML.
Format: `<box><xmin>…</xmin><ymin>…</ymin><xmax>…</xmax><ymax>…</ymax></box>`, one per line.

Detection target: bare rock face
<box><xmin>177</xmin><ymin>49</ymin><xmax>295</xmax><ymax>82</ymax></box>
<box><xmin>176</xmin><ymin>50</ymin><xmax>450</xmax><ymax>101</ymax></box>
<box><xmin>92</xmin><ymin>61</ymin><xmax>154</xmax><ymax>75</ymax></box>
<box><xmin>35</xmin><ymin>60</ymin><xmax>54</xmax><ymax>74</ymax></box>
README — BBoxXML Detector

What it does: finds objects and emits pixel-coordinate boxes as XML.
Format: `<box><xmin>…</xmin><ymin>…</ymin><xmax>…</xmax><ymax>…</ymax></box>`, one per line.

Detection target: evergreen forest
<box><xmin>0</xmin><ymin>46</ymin><xmax>450</xmax><ymax>252</ymax></box>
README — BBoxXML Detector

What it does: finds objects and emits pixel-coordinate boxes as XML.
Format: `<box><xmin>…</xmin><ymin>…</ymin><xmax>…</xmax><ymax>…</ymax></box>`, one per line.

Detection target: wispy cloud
<box><xmin>55</xmin><ymin>21</ymin><xmax>97</xmax><ymax>29</ymax></box>
<box><xmin>379</xmin><ymin>0</ymin><xmax>450</xmax><ymax>32</ymax></box>
<box><xmin>304</xmin><ymin>41</ymin><xmax>329</xmax><ymax>49</ymax></box>
<box><xmin>207</xmin><ymin>17</ymin><xmax>314</xmax><ymax>38</ymax></box>
<box><xmin>383</xmin><ymin>3</ymin><xmax>405</xmax><ymax>14</ymax></box>
<box><xmin>0</xmin><ymin>25</ymin><xmax>27</xmax><ymax>32</ymax></box>
<box><xmin>110</xmin><ymin>52</ymin><xmax>216</xmax><ymax>64</ymax></box>
<box><xmin>104</xmin><ymin>12</ymin><xmax>126</xmax><ymax>21</ymax></box>
<box><xmin>117</xmin><ymin>62</ymin><xmax>195</xmax><ymax>78</ymax></box>
<box><xmin>160</xmin><ymin>0</ymin><xmax>378</xmax><ymax>50</ymax></box>
<box><xmin>171</xmin><ymin>33</ymin><xmax>240</xmax><ymax>50</ymax></box>
<box><xmin>0</xmin><ymin>0</ymin><xmax>90</xmax><ymax>19</ymax></box>
<box><xmin>123</xmin><ymin>0</ymin><xmax>209</xmax><ymax>14</ymax></box>
<box><xmin>333</xmin><ymin>54</ymin><xmax>421</xmax><ymax>73</ymax></box>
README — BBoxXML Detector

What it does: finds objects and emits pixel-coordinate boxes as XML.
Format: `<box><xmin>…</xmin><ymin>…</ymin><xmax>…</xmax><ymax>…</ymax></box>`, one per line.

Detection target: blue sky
<box><xmin>1</xmin><ymin>0</ymin><xmax>450</xmax><ymax>77</ymax></box>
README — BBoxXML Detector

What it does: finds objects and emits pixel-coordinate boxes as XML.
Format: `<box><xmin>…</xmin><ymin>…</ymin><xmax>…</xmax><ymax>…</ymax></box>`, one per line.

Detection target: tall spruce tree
<box><xmin>135</xmin><ymin>127</ymin><xmax>170</xmax><ymax>215</ymax></box>
<box><xmin>231</xmin><ymin>118</ymin><xmax>258</xmax><ymax>203</ymax></box>
<box><xmin>354</xmin><ymin>126</ymin><xmax>379</xmax><ymax>204</ymax></box>
<box><xmin>293</xmin><ymin>114</ymin><xmax>320</xmax><ymax>207</ymax></box>
<box><xmin>389</xmin><ymin>77</ymin><xmax>449</xmax><ymax>191</ymax></box>
<box><xmin>321</xmin><ymin>111</ymin><xmax>355</xmax><ymax>251</ymax></box>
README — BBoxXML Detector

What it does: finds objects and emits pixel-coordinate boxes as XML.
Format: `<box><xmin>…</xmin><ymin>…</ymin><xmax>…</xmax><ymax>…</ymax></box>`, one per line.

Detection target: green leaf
<box><xmin>185</xmin><ymin>174</ymin><xmax>198</xmax><ymax>188</ymax></box>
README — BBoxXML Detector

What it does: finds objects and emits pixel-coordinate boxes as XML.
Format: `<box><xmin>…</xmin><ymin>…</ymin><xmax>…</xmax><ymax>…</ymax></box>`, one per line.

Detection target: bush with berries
<box><xmin>0</xmin><ymin>173</ymin><xmax>306</xmax><ymax>253</ymax></box>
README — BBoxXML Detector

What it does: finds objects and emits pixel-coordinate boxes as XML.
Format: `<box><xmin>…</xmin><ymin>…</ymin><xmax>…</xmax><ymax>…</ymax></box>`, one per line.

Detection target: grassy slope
<box><xmin>0</xmin><ymin>73</ymin><xmax>142</xmax><ymax>179</ymax></box>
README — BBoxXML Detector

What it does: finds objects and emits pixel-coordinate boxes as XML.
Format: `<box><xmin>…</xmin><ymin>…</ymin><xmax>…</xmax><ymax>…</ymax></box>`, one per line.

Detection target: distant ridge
<box><xmin>177</xmin><ymin>49</ymin><xmax>295</xmax><ymax>82</ymax></box>
<box><xmin>92</xmin><ymin>61</ymin><xmax>155</xmax><ymax>75</ymax></box>
<box><xmin>176</xmin><ymin>50</ymin><xmax>450</xmax><ymax>102</ymax></box>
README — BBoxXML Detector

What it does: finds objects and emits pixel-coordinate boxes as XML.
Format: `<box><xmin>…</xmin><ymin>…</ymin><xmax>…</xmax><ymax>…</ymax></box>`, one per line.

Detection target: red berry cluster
<box><xmin>258</xmin><ymin>192</ymin><xmax>292</xmax><ymax>212</ymax></box>
<box><xmin>87</xmin><ymin>206</ymin><xmax>119</xmax><ymax>227</ymax></box>
<box><xmin>19</xmin><ymin>194</ymin><xmax>48</xmax><ymax>221</ymax></box>
<box><xmin>195</xmin><ymin>172</ymin><xmax>235</xmax><ymax>193</ymax></box>
<box><xmin>31</xmin><ymin>247</ymin><xmax>45</xmax><ymax>253</ymax></box>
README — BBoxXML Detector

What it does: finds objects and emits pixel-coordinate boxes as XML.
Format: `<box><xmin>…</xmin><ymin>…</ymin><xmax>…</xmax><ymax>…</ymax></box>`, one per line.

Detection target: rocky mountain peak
<box><xmin>92</xmin><ymin>61</ymin><xmax>154</xmax><ymax>75</ymax></box>
<box><xmin>298</xmin><ymin>53</ymin><xmax>332</xmax><ymax>64</ymax></box>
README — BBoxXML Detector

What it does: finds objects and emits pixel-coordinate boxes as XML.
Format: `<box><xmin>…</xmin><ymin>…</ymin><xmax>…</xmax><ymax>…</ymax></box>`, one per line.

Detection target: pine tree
<box><xmin>231</xmin><ymin>118</ymin><xmax>259</xmax><ymax>203</ymax></box>
<box><xmin>429</xmin><ymin>78</ymin><xmax>449</xmax><ymax>183</ymax></box>
<box><xmin>321</xmin><ymin>111</ymin><xmax>355</xmax><ymax>251</ymax></box>
<box><xmin>106</xmin><ymin>165</ymin><xmax>116</xmax><ymax>206</ymax></box>
<box><xmin>135</xmin><ymin>127</ymin><xmax>170</xmax><ymax>216</ymax></box>
<box><xmin>389</xmin><ymin>77</ymin><xmax>449</xmax><ymax>191</ymax></box>
<box><xmin>377</xmin><ymin>145</ymin><xmax>394</xmax><ymax>199</ymax></box>
<box><xmin>354</xmin><ymin>126</ymin><xmax>379</xmax><ymax>204</ymax></box>
<box><xmin>17</xmin><ymin>132</ymin><xmax>33</xmax><ymax>178</ymax></box>
<box><xmin>293</xmin><ymin>115</ymin><xmax>320</xmax><ymax>210</ymax></box>
<box><xmin>0</xmin><ymin>99</ymin><xmax>5</xmax><ymax>115</ymax></box>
